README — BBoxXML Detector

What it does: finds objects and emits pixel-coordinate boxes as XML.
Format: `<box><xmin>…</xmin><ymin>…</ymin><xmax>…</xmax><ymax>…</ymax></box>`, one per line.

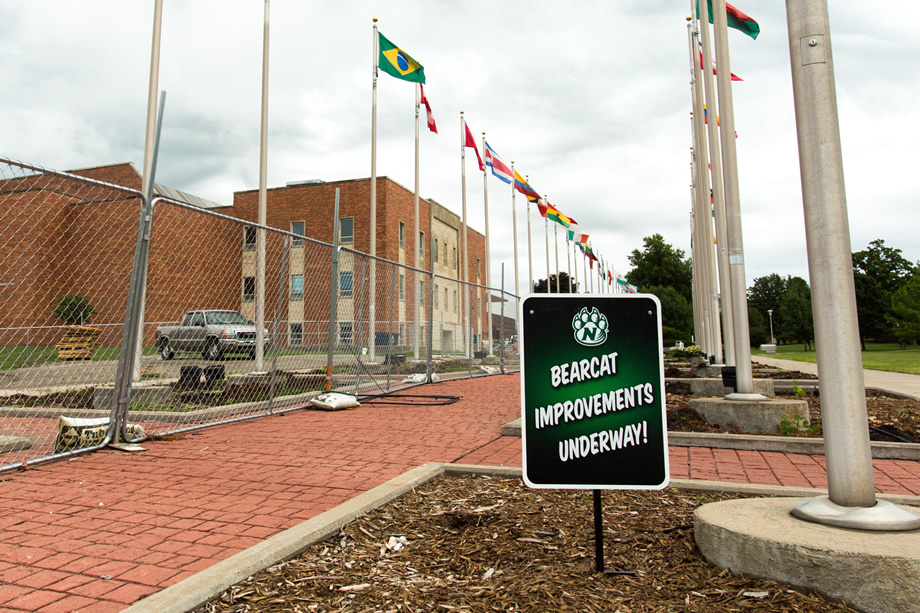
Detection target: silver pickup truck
<box><xmin>155</xmin><ymin>310</ymin><xmax>270</xmax><ymax>360</ymax></box>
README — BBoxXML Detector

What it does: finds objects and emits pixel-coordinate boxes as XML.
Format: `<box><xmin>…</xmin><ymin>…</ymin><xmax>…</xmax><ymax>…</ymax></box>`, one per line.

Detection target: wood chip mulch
<box><xmin>195</xmin><ymin>475</ymin><xmax>854</xmax><ymax>613</ymax></box>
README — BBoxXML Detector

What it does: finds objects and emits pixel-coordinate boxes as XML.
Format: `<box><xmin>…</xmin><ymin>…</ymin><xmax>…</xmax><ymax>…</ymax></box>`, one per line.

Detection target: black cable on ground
<box><xmin>359</xmin><ymin>393</ymin><xmax>460</xmax><ymax>406</ymax></box>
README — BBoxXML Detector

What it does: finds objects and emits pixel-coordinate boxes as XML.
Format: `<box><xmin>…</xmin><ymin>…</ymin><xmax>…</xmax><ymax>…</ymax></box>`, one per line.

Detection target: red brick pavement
<box><xmin>1</xmin><ymin>372</ymin><xmax>918</xmax><ymax>612</ymax></box>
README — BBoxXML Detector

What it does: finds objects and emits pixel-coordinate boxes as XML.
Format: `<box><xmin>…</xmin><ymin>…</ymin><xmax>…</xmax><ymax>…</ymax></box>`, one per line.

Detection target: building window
<box><xmin>419</xmin><ymin>280</ymin><xmax>425</xmax><ymax>305</ymax></box>
<box><xmin>434</xmin><ymin>285</ymin><xmax>439</xmax><ymax>309</ymax></box>
<box><xmin>434</xmin><ymin>239</ymin><xmax>439</xmax><ymax>263</ymax></box>
<box><xmin>339</xmin><ymin>217</ymin><xmax>354</xmax><ymax>244</ymax></box>
<box><xmin>399</xmin><ymin>222</ymin><xmax>406</xmax><ymax>247</ymax></box>
<box><xmin>399</xmin><ymin>274</ymin><xmax>405</xmax><ymax>300</ymax></box>
<box><xmin>290</xmin><ymin>322</ymin><xmax>303</xmax><ymax>346</ymax></box>
<box><xmin>340</xmin><ymin>271</ymin><xmax>354</xmax><ymax>298</ymax></box>
<box><xmin>453</xmin><ymin>289</ymin><xmax>458</xmax><ymax>313</ymax></box>
<box><xmin>453</xmin><ymin>247</ymin><xmax>458</xmax><ymax>269</ymax></box>
<box><xmin>243</xmin><ymin>276</ymin><xmax>255</xmax><ymax>302</ymax></box>
<box><xmin>291</xmin><ymin>221</ymin><xmax>305</xmax><ymax>246</ymax></box>
<box><xmin>290</xmin><ymin>274</ymin><xmax>304</xmax><ymax>301</ymax></box>
<box><xmin>476</xmin><ymin>258</ymin><xmax>481</xmax><ymax>282</ymax></box>
<box><xmin>338</xmin><ymin>322</ymin><xmax>354</xmax><ymax>345</ymax></box>
<box><xmin>444</xmin><ymin>288</ymin><xmax>448</xmax><ymax>311</ymax></box>
<box><xmin>244</xmin><ymin>227</ymin><xmax>256</xmax><ymax>251</ymax></box>
<box><xmin>419</xmin><ymin>231</ymin><xmax>425</xmax><ymax>257</ymax></box>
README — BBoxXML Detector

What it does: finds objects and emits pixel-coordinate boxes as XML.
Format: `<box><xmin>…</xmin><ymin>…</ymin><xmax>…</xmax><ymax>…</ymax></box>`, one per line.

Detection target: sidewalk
<box><xmin>753</xmin><ymin>354</ymin><xmax>920</xmax><ymax>400</ymax></box>
<box><xmin>1</xmin><ymin>372</ymin><xmax>918</xmax><ymax>613</ymax></box>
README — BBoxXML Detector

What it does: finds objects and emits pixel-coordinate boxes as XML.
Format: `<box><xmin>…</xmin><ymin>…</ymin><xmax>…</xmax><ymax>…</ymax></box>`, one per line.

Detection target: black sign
<box><xmin>520</xmin><ymin>295</ymin><xmax>669</xmax><ymax>489</ymax></box>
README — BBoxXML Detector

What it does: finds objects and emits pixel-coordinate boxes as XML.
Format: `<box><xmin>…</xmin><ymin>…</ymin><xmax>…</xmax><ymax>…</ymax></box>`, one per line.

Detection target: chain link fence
<box><xmin>0</xmin><ymin>157</ymin><xmax>519</xmax><ymax>472</ymax></box>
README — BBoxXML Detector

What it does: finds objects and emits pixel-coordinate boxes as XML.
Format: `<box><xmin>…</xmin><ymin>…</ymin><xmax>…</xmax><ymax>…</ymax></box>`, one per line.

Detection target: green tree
<box><xmin>747</xmin><ymin>273</ymin><xmax>786</xmax><ymax>342</ymax></box>
<box><xmin>645</xmin><ymin>284</ymin><xmax>693</xmax><ymax>340</ymax></box>
<box><xmin>779</xmin><ymin>276</ymin><xmax>814</xmax><ymax>350</ymax></box>
<box><xmin>625</xmin><ymin>234</ymin><xmax>692</xmax><ymax>302</ymax></box>
<box><xmin>852</xmin><ymin>239</ymin><xmax>914</xmax><ymax>294</ymax></box>
<box><xmin>532</xmin><ymin>273</ymin><xmax>577</xmax><ymax>294</ymax></box>
<box><xmin>891</xmin><ymin>274</ymin><xmax>920</xmax><ymax>346</ymax></box>
<box><xmin>747</xmin><ymin>306</ymin><xmax>769</xmax><ymax>347</ymax></box>
<box><xmin>853</xmin><ymin>272</ymin><xmax>893</xmax><ymax>349</ymax></box>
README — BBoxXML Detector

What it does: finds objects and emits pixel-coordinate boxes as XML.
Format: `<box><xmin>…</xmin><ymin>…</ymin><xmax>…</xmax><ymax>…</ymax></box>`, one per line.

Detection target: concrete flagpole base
<box><xmin>792</xmin><ymin>495</ymin><xmax>920</xmax><ymax>531</ymax></box>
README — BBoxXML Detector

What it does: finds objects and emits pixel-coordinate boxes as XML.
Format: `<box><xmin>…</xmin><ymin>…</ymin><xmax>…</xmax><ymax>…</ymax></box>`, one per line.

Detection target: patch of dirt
<box><xmin>195</xmin><ymin>475</ymin><xmax>853</xmax><ymax>612</ymax></box>
<box><xmin>665</xmin><ymin>384</ymin><xmax>920</xmax><ymax>443</ymax></box>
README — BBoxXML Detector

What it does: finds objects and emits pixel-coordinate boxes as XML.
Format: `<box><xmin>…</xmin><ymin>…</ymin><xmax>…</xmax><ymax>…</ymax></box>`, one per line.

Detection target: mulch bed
<box><xmin>192</xmin><ymin>363</ymin><xmax>914</xmax><ymax>612</ymax></box>
<box><xmin>195</xmin><ymin>475</ymin><xmax>854</xmax><ymax>612</ymax></box>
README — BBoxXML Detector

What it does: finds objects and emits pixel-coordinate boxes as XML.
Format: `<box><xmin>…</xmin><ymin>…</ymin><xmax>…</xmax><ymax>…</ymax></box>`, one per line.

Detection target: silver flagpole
<box><xmin>697</xmin><ymin>0</ymin><xmax>731</xmax><ymax>366</ymax></box>
<box><xmin>413</xmin><ymin>84</ymin><xmax>421</xmax><ymax>360</ymax></box>
<box><xmin>369</xmin><ymin>18</ymin><xmax>379</xmax><ymax>361</ymax></box>
<box><xmin>510</xmin><ymin>163</ymin><xmax>520</xmax><ymax>306</ymax></box>
<box><xmin>566</xmin><ymin>236</ymin><xmax>573</xmax><ymax>292</ymax></box>
<box><xmin>460</xmin><ymin>112</ymin><xmax>469</xmax><ymax>356</ymax></box>
<box><xmin>133</xmin><ymin>0</ymin><xmax>163</xmax><ymax>383</ymax></box>
<box><xmin>481</xmin><ymin>132</ymin><xmax>493</xmax><ymax>355</ymax></box>
<box><xmin>712</xmin><ymin>0</ymin><xmax>757</xmax><ymax>394</ymax></box>
<box><xmin>553</xmin><ymin>222</ymin><xmax>560</xmax><ymax>293</ymax></box>
<box><xmin>254</xmin><ymin>0</ymin><xmax>270</xmax><ymax>373</ymax></box>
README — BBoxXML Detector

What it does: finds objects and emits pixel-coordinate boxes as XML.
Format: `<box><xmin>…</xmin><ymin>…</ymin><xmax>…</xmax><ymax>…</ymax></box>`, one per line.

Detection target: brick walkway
<box><xmin>1</xmin><ymin>372</ymin><xmax>919</xmax><ymax>612</ymax></box>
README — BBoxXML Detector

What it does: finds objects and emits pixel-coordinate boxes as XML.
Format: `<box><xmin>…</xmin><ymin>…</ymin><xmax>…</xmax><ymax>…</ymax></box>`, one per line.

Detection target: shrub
<box><xmin>53</xmin><ymin>294</ymin><xmax>96</xmax><ymax>326</ymax></box>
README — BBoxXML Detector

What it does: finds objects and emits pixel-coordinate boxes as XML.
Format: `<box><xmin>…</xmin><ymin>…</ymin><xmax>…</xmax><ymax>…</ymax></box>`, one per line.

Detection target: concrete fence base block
<box><xmin>690</xmin><ymin>397</ymin><xmax>809</xmax><ymax>434</ymax></box>
<box><xmin>695</xmin><ymin>497</ymin><xmax>920</xmax><ymax>613</ymax></box>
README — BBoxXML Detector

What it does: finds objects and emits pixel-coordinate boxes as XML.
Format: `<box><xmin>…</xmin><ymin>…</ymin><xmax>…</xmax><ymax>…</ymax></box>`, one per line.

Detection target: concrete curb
<box><xmin>502</xmin><ymin>418</ymin><xmax>920</xmax><ymax>460</ymax></box>
<box><xmin>122</xmin><ymin>460</ymin><xmax>920</xmax><ymax>613</ymax></box>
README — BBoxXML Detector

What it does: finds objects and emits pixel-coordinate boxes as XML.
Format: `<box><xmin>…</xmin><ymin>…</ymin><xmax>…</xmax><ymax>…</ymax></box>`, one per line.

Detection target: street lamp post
<box><xmin>767</xmin><ymin>309</ymin><xmax>775</xmax><ymax>344</ymax></box>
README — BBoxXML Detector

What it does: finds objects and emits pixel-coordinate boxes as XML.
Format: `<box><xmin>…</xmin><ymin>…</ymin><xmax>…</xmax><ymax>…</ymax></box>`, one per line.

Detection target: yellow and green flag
<box><xmin>378</xmin><ymin>32</ymin><xmax>425</xmax><ymax>83</ymax></box>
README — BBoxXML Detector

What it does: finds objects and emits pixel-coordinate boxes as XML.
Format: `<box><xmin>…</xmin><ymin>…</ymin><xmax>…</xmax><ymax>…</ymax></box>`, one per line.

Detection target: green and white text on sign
<box><xmin>520</xmin><ymin>295</ymin><xmax>669</xmax><ymax>489</ymax></box>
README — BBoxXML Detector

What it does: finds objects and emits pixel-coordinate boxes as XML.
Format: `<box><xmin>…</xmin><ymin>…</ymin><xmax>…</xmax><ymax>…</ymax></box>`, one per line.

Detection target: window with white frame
<box><xmin>340</xmin><ymin>271</ymin><xmax>354</xmax><ymax>297</ymax></box>
<box><xmin>291</xmin><ymin>221</ymin><xmax>305</xmax><ymax>246</ymax></box>
<box><xmin>339</xmin><ymin>217</ymin><xmax>354</xmax><ymax>244</ymax></box>
<box><xmin>399</xmin><ymin>274</ymin><xmax>405</xmax><ymax>300</ymax></box>
<box><xmin>243</xmin><ymin>276</ymin><xmax>255</xmax><ymax>302</ymax></box>
<box><xmin>338</xmin><ymin>321</ymin><xmax>354</xmax><ymax>345</ymax></box>
<box><xmin>399</xmin><ymin>221</ymin><xmax>406</xmax><ymax>247</ymax></box>
<box><xmin>290</xmin><ymin>322</ymin><xmax>303</xmax><ymax>345</ymax></box>
<box><xmin>290</xmin><ymin>274</ymin><xmax>304</xmax><ymax>301</ymax></box>
<box><xmin>243</xmin><ymin>227</ymin><xmax>256</xmax><ymax>251</ymax></box>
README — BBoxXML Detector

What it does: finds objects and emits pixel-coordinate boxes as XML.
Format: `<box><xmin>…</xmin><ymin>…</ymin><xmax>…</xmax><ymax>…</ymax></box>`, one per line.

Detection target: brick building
<box><xmin>230</xmin><ymin>177</ymin><xmax>489</xmax><ymax>353</ymax></box>
<box><xmin>0</xmin><ymin>161</ymin><xmax>488</xmax><ymax>354</ymax></box>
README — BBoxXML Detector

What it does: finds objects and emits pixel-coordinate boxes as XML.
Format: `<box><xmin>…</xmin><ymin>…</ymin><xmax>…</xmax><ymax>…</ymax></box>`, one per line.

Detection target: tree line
<box><xmin>612</xmin><ymin>235</ymin><xmax>918</xmax><ymax>350</ymax></box>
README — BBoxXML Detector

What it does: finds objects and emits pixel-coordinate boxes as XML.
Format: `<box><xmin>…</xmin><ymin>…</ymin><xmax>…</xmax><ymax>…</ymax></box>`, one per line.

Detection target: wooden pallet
<box><xmin>56</xmin><ymin>326</ymin><xmax>101</xmax><ymax>361</ymax></box>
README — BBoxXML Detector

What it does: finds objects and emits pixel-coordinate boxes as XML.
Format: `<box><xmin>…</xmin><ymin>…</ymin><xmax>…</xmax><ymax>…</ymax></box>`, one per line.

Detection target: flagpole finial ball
<box><xmin>373</xmin><ymin>17</ymin><xmax>378</xmax><ymax>22</ymax></box>
<box><xmin>686</xmin><ymin>16</ymin><xmax>691</xmax><ymax>21</ymax></box>
<box><xmin>460</xmin><ymin>110</ymin><xmax>464</xmax><ymax>115</ymax></box>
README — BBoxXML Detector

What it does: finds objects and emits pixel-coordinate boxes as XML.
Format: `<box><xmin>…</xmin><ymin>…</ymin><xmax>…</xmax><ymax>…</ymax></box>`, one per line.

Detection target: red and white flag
<box><xmin>419</xmin><ymin>84</ymin><xmax>437</xmax><ymax>134</ymax></box>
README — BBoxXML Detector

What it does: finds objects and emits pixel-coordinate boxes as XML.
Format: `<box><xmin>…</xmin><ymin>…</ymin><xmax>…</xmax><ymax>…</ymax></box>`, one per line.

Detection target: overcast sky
<box><xmin>2</xmin><ymin>1</ymin><xmax>918</xmax><ymax>297</ymax></box>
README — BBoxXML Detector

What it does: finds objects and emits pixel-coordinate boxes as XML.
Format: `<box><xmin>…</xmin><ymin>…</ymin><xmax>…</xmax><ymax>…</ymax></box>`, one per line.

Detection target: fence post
<box><xmin>325</xmin><ymin>189</ymin><xmax>341</xmax><ymax>392</ymax></box>
<box><xmin>266</xmin><ymin>235</ymin><xmax>291</xmax><ymax>414</ymax></box>
<box><xmin>354</xmin><ymin>257</ymin><xmax>367</xmax><ymax>397</ymax></box>
<box><xmin>385</xmin><ymin>262</ymin><xmax>397</xmax><ymax>391</ymax></box>
<box><xmin>427</xmin><ymin>236</ymin><xmax>435</xmax><ymax>382</ymax></box>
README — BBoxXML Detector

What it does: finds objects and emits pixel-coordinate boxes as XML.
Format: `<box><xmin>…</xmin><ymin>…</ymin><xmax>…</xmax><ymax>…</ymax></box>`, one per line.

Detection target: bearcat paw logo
<box><xmin>572</xmin><ymin>307</ymin><xmax>609</xmax><ymax>347</ymax></box>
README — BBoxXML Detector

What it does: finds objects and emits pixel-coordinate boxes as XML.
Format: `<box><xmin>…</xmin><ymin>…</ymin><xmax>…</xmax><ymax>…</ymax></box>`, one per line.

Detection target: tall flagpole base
<box><xmin>791</xmin><ymin>496</ymin><xmax>920</xmax><ymax>531</ymax></box>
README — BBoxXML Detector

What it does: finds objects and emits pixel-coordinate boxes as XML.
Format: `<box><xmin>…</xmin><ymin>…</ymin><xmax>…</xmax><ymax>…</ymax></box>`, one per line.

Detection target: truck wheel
<box><xmin>159</xmin><ymin>339</ymin><xmax>174</xmax><ymax>361</ymax></box>
<box><xmin>205</xmin><ymin>340</ymin><xmax>223</xmax><ymax>361</ymax></box>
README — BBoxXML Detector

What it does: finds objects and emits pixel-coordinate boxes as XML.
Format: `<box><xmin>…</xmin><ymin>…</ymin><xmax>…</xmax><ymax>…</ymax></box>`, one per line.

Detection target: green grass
<box><xmin>0</xmin><ymin>346</ymin><xmax>156</xmax><ymax>371</ymax></box>
<box><xmin>752</xmin><ymin>342</ymin><xmax>920</xmax><ymax>375</ymax></box>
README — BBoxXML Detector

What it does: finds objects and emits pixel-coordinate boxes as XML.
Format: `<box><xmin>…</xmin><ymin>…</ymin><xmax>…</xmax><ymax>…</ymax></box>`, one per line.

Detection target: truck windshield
<box><xmin>207</xmin><ymin>311</ymin><xmax>250</xmax><ymax>325</ymax></box>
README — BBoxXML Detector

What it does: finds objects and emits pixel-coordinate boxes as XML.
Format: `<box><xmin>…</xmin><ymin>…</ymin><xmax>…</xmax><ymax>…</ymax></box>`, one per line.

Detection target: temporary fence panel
<box><xmin>0</xmin><ymin>158</ymin><xmax>143</xmax><ymax>469</ymax></box>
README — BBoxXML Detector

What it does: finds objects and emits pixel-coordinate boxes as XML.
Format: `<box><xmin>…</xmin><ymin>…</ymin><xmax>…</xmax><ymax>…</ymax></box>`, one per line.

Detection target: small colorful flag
<box><xmin>567</xmin><ymin>223</ymin><xmax>589</xmax><ymax>245</ymax></box>
<box><xmin>463</xmin><ymin>121</ymin><xmax>484</xmax><ymax>171</ymax></box>
<box><xmin>703</xmin><ymin>104</ymin><xmax>720</xmax><ymax>127</ymax></box>
<box><xmin>699</xmin><ymin>43</ymin><xmax>742</xmax><ymax>81</ymax></box>
<box><xmin>419</xmin><ymin>84</ymin><xmax>437</xmax><ymax>133</ymax></box>
<box><xmin>378</xmin><ymin>32</ymin><xmax>425</xmax><ymax>83</ymax></box>
<box><xmin>699</xmin><ymin>1</ymin><xmax>760</xmax><ymax>40</ymax></box>
<box><xmin>484</xmin><ymin>142</ymin><xmax>513</xmax><ymax>184</ymax></box>
<box><xmin>513</xmin><ymin>170</ymin><xmax>541</xmax><ymax>201</ymax></box>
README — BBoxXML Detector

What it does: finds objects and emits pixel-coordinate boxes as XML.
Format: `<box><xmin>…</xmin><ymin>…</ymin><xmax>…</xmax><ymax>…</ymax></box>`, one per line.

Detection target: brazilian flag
<box><xmin>378</xmin><ymin>32</ymin><xmax>425</xmax><ymax>84</ymax></box>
